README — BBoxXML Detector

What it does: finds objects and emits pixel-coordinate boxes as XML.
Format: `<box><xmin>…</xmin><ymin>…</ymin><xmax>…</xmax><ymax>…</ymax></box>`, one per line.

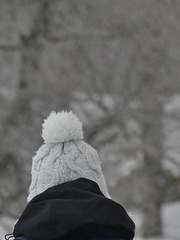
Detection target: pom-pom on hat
<box><xmin>42</xmin><ymin>111</ymin><xmax>83</xmax><ymax>143</ymax></box>
<box><xmin>28</xmin><ymin>110</ymin><xmax>110</xmax><ymax>202</ymax></box>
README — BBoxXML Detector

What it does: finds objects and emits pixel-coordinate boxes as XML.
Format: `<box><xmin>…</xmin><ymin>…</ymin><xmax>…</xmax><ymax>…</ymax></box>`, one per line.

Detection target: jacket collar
<box><xmin>14</xmin><ymin>178</ymin><xmax>135</xmax><ymax>240</ymax></box>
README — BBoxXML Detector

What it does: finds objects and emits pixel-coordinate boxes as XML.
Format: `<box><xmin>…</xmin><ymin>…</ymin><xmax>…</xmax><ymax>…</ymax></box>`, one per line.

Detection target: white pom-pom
<box><xmin>42</xmin><ymin>111</ymin><xmax>83</xmax><ymax>143</ymax></box>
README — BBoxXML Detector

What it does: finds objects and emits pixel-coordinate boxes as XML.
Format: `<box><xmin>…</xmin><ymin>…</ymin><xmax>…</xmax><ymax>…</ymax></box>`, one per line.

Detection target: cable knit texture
<box><xmin>27</xmin><ymin>111</ymin><xmax>110</xmax><ymax>202</ymax></box>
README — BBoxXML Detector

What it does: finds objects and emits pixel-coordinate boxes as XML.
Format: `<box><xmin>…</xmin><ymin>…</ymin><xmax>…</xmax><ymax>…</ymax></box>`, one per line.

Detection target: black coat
<box><xmin>13</xmin><ymin>178</ymin><xmax>135</xmax><ymax>240</ymax></box>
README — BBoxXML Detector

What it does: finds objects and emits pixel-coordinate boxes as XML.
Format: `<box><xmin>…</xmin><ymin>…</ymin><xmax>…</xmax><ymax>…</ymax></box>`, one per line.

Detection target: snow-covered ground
<box><xmin>132</xmin><ymin>201</ymin><xmax>180</xmax><ymax>240</ymax></box>
<box><xmin>161</xmin><ymin>201</ymin><xmax>180</xmax><ymax>240</ymax></box>
<box><xmin>1</xmin><ymin>201</ymin><xmax>180</xmax><ymax>240</ymax></box>
<box><xmin>0</xmin><ymin>216</ymin><xmax>16</xmax><ymax>239</ymax></box>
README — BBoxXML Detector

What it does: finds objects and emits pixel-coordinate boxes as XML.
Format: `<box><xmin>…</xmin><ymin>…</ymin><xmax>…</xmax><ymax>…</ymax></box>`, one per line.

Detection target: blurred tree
<box><xmin>1</xmin><ymin>0</ymin><xmax>180</xmax><ymax>238</ymax></box>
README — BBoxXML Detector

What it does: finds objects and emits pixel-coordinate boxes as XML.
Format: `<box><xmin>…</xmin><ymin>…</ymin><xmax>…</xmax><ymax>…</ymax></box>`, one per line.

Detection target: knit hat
<box><xmin>27</xmin><ymin>110</ymin><xmax>110</xmax><ymax>202</ymax></box>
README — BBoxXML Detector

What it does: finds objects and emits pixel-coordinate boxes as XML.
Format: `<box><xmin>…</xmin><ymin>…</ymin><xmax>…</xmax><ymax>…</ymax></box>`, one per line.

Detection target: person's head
<box><xmin>9</xmin><ymin>110</ymin><xmax>135</xmax><ymax>240</ymax></box>
<box><xmin>28</xmin><ymin>110</ymin><xmax>110</xmax><ymax>202</ymax></box>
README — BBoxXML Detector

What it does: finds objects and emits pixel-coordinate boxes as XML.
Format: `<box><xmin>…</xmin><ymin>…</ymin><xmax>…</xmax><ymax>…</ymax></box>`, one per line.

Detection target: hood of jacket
<box><xmin>13</xmin><ymin>178</ymin><xmax>135</xmax><ymax>240</ymax></box>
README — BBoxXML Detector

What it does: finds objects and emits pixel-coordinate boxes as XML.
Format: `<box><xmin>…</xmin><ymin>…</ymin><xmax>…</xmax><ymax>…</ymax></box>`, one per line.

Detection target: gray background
<box><xmin>1</xmin><ymin>1</ymin><xmax>180</xmax><ymax>239</ymax></box>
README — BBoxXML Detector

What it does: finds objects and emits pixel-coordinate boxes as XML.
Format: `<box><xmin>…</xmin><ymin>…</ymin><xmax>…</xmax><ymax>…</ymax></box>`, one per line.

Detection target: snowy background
<box><xmin>1</xmin><ymin>1</ymin><xmax>180</xmax><ymax>239</ymax></box>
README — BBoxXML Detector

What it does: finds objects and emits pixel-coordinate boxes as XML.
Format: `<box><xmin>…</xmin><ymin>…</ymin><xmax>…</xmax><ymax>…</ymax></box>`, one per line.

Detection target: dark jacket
<box><xmin>13</xmin><ymin>178</ymin><xmax>135</xmax><ymax>240</ymax></box>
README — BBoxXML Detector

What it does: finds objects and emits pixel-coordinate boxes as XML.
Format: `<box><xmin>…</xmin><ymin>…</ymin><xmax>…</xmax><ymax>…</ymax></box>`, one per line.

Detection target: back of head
<box><xmin>28</xmin><ymin>110</ymin><xmax>110</xmax><ymax>202</ymax></box>
<box><xmin>10</xmin><ymin>110</ymin><xmax>135</xmax><ymax>240</ymax></box>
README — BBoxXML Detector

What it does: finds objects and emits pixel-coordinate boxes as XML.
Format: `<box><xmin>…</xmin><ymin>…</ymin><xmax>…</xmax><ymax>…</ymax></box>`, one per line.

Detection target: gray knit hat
<box><xmin>27</xmin><ymin>110</ymin><xmax>110</xmax><ymax>202</ymax></box>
